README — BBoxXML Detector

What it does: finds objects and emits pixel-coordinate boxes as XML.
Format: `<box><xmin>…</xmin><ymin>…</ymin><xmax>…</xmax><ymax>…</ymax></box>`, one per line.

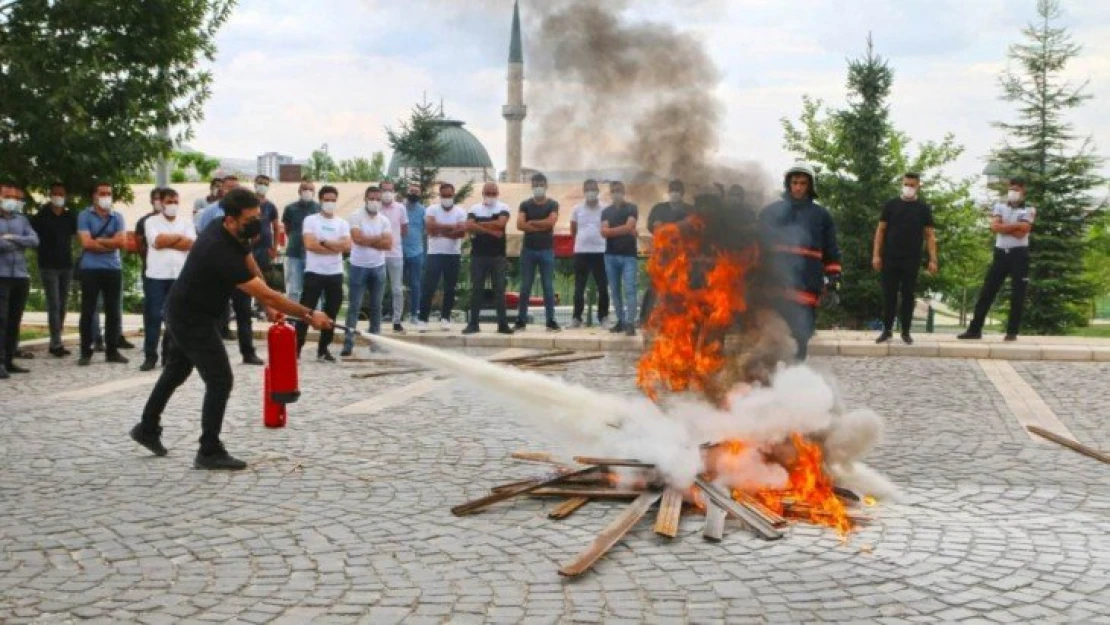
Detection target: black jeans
<box><xmin>468</xmin><ymin>255</ymin><xmax>508</xmax><ymax>327</ymax></box>
<box><xmin>0</xmin><ymin>277</ymin><xmax>30</xmax><ymax>366</ymax></box>
<box><xmin>968</xmin><ymin>247</ymin><xmax>1030</xmax><ymax>336</ymax></box>
<box><xmin>40</xmin><ymin>268</ymin><xmax>71</xmax><ymax>350</ymax></box>
<box><xmin>140</xmin><ymin>312</ymin><xmax>234</xmax><ymax>454</ymax></box>
<box><xmin>420</xmin><ymin>254</ymin><xmax>461</xmax><ymax>322</ymax></box>
<box><xmin>572</xmin><ymin>253</ymin><xmax>609</xmax><ymax>322</ymax></box>
<box><xmin>79</xmin><ymin>269</ymin><xmax>122</xmax><ymax>357</ymax></box>
<box><xmin>297</xmin><ymin>272</ymin><xmax>343</xmax><ymax>355</ymax></box>
<box><xmin>220</xmin><ymin>290</ymin><xmax>256</xmax><ymax>357</ymax></box>
<box><xmin>881</xmin><ymin>257</ymin><xmax>920</xmax><ymax>334</ymax></box>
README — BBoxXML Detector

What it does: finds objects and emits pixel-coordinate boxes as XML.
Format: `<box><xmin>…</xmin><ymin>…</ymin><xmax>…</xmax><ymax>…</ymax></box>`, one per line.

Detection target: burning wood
<box><xmin>653</xmin><ymin>488</ymin><xmax>684</xmax><ymax>538</ymax></box>
<box><xmin>694</xmin><ymin>478</ymin><xmax>783</xmax><ymax>540</ymax></box>
<box><xmin>559</xmin><ymin>492</ymin><xmax>663</xmax><ymax>577</ymax></box>
<box><xmin>530</xmin><ymin>488</ymin><xmax>646</xmax><ymax>500</ymax></box>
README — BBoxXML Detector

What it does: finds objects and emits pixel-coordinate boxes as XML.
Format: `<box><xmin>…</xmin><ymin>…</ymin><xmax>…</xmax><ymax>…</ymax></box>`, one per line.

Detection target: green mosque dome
<box><xmin>386</xmin><ymin>117</ymin><xmax>494</xmax><ymax>177</ymax></box>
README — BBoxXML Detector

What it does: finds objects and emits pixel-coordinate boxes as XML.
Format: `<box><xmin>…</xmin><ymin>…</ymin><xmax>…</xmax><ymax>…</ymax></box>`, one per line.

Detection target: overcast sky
<box><xmin>191</xmin><ymin>0</ymin><xmax>1110</xmax><ymax>186</ymax></box>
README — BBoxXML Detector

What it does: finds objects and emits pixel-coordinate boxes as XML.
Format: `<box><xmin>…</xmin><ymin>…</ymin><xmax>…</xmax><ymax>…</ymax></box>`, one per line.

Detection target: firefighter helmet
<box><xmin>783</xmin><ymin>162</ymin><xmax>819</xmax><ymax>199</ymax></box>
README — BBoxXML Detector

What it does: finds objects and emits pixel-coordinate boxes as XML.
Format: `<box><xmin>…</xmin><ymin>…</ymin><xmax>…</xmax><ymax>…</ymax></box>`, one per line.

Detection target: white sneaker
<box><xmin>416</xmin><ymin>321</ymin><xmax>429</xmax><ymax>333</ymax></box>
<box><xmin>440</xmin><ymin>318</ymin><xmax>451</xmax><ymax>331</ymax></box>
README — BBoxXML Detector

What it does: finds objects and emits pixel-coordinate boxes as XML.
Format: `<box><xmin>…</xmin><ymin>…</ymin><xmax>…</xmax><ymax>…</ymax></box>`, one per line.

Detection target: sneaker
<box><xmin>106</xmin><ymin>352</ymin><xmax>129</xmax><ymax>364</ymax></box>
<box><xmin>130</xmin><ymin>424</ymin><xmax>168</xmax><ymax>457</ymax></box>
<box><xmin>393</xmin><ymin>323</ymin><xmax>405</xmax><ymax>334</ymax></box>
<box><xmin>317</xmin><ymin>351</ymin><xmax>336</xmax><ymax>363</ymax></box>
<box><xmin>624</xmin><ymin>326</ymin><xmax>636</xmax><ymax>337</ymax></box>
<box><xmin>194</xmin><ymin>450</ymin><xmax>247</xmax><ymax>471</ymax></box>
<box><xmin>93</xmin><ymin>340</ymin><xmax>106</xmax><ymax>353</ymax></box>
<box><xmin>497</xmin><ymin>325</ymin><xmax>515</xmax><ymax>335</ymax></box>
<box><xmin>5</xmin><ymin>362</ymin><xmax>29</xmax><ymax>374</ymax></box>
<box><xmin>340</xmin><ymin>347</ymin><xmax>353</xmax><ymax>357</ymax></box>
<box><xmin>609</xmin><ymin>322</ymin><xmax>626</xmax><ymax>334</ymax></box>
<box><xmin>546</xmin><ymin>321</ymin><xmax>562</xmax><ymax>332</ymax></box>
<box><xmin>462</xmin><ymin>325</ymin><xmax>480</xmax><ymax>335</ymax></box>
<box><xmin>875</xmin><ymin>331</ymin><xmax>892</xmax><ymax>344</ymax></box>
<box><xmin>1004</xmin><ymin>334</ymin><xmax>1018</xmax><ymax>342</ymax></box>
<box><xmin>117</xmin><ymin>338</ymin><xmax>136</xmax><ymax>350</ymax></box>
<box><xmin>415</xmin><ymin>320</ymin><xmax>429</xmax><ymax>333</ymax></box>
<box><xmin>139</xmin><ymin>357</ymin><xmax>157</xmax><ymax>372</ymax></box>
<box><xmin>242</xmin><ymin>353</ymin><xmax>264</xmax><ymax>366</ymax></box>
<box><xmin>440</xmin><ymin>318</ymin><xmax>451</xmax><ymax>331</ymax></box>
<box><xmin>598</xmin><ymin>317</ymin><xmax>610</xmax><ymax>329</ymax></box>
<box><xmin>77</xmin><ymin>354</ymin><xmax>92</xmax><ymax>366</ymax></box>
<box><xmin>901</xmin><ymin>333</ymin><xmax>914</xmax><ymax>345</ymax></box>
<box><xmin>571</xmin><ymin>319</ymin><xmax>583</xmax><ymax>329</ymax></box>
<box><xmin>957</xmin><ymin>331</ymin><xmax>982</xmax><ymax>340</ymax></box>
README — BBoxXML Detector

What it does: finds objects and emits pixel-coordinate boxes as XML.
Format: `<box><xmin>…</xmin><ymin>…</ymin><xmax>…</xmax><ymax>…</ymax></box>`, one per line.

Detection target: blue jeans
<box><xmin>420</xmin><ymin>254</ymin><xmax>461</xmax><ymax>322</ymax></box>
<box><xmin>344</xmin><ymin>264</ymin><xmax>386</xmax><ymax>351</ymax></box>
<box><xmin>404</xmin><ymin>254</ymin><xmax>425</xmax><ymax>323</ymax></box>
<box><xmin>40</xmin><ymin>268</ymin><xmax>71</xmax><ymax>350</ymax></box>
<box><xmin>517</xmin><ymin>248</ymin><xmax>556</xmax><ymax>325</ymax></box>
<box><xmin>284</xmin><ymin>256</ymin><xmax>306</xmax><ymax>304</ymax></box>
<box><xmin>142</xmin><ymin>277</ymin><xmax>175</xmax><ymax>360</ymax></box>
<box><xmin>604</xmin><ymin>255</ymin><xmax>638</xmax><ymax>326</ymax></box>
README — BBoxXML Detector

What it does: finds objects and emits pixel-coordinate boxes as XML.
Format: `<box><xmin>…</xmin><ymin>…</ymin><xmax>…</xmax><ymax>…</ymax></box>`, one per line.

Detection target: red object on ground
<box><xmin>553</xmin><ymin>233</ymin><xmax>575</xmax><ymax>258</ymax></box>
<box><xmin>505</xmin><ymin>292</ymin><xmax>551</xmax><ymax>307</ymax></box>
<box><xmin>264</xmin><ymin>318</ymin><xmax>300</xmax><ymax>428</ymax></box>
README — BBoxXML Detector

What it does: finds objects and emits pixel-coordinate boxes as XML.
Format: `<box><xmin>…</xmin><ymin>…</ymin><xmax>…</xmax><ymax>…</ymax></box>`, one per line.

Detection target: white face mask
<box><xmin>1</xmin><ymin>198</ymin><xmax>19</xmax><ymax>213</ymax></box>
<box><xmin>902</xmin><ymin>185</ymin><xmax>917</xmax><ymax>200</ymax></box>
<box><xmin>441</xmin><ymin>198</ymin><xmax>455</xmax><ymax>208</ymax></box>
<box><xmin>1008</xmin><ymin>189</ymin><xmax>1022</xmax><ymax>203</ymax></box>
<box><xmin>585</xmin><ymin>190</ymin><xmax>599</xmax><ymax>203</ymax></box>
<box><xmin>50</xmin><ymin>196</ymin><xmax>65</xmax><ymax>207</ymax></box>
<box><xmin>97</xmin><ymin>196</ymin><xmax>113</xmax><ymax>210</ymax></box>
<box><xmin>300</xmin><ymin>190</ymin><xmax>314</xmax><ymax>202</ymax></box>
<box><xmin>321</xmin><ymin>201</ymin><xmax>337</xmax><ymax>214</ymax></box>
<box><xmin>163</xmin><ymin>203</ymin><xmax>179</xmax><ymax>218</ymax></box>
<box><xmin>153</xmin><ymin>200</ymin><xmax>163</xmax><ymax>212</ymax></box>
<box><xmin>611</xmin><ymin>192</ymin><xmax>624</xmax><ymax>204</ymax></box>
<box><xmin>256</xmin><ymin>184</ymin><xmax>269</xmax><ymax>195</ymax></box>
<box><xmin>381</xmin><ymin>191</ymin><xmax>395</xmax><ymax>204</ymax></box>
<box><xmin>365</xmin><ymin>200</ymin><xmax>381</xmax><ymax>213</ymax></box>
<box><xmin>482</xmin><ymin>196</ymin><xmax>497</xmax><ymax>207</ymax></box>
<box><xmin>532</xmin><ymin>186</ymin><xmax>546</xmax><ymax>199</ymax></box>
<box><xmin>669</xmin><ymin>191</ymin><xmax>682</xmax><ymax>203</ymax></box>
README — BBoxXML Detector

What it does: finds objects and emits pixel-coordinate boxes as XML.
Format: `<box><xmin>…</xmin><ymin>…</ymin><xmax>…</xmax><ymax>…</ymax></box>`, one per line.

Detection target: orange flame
<box><xmin>753</xmin><ymin>434</ymin><xmax>852</xmax><ymax>535</ymax></box>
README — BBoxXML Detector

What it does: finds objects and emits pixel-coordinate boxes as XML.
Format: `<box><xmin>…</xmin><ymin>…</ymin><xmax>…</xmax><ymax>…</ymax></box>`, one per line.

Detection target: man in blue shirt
<box><xmin>281</xmin><ymin>180</ymin><xmax>320</xmax><ymax>305</ymax></box>
<box><xmin>77</xmin><ymin>182</ymin><xmax>129</xmax><ymax>366</ymax></box>
<box><xmin>0</xmin><ymin>183</ymin><xmax>39</xmax><ymax>378</ymax></box>
<box><xmin>402</xmin><ymin>182</ymin><xmax>426</xmax><ymax>326</ymax></box>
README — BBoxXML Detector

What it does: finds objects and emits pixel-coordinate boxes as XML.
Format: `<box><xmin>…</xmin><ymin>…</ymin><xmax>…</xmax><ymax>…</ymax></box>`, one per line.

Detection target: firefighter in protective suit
<box><xmin>758</xmin><ymin>163</ymin><xmax>841</xmax><ymax>360</ymax></box>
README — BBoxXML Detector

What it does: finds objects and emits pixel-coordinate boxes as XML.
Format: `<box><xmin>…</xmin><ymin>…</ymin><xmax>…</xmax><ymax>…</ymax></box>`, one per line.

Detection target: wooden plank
<box><xmin>694</xmin><ymin>478</ymin><xmax>783</xmax><ymax>540</ymax></box>
<box><xmin>572</xmin><ymin>456</ymin><xmax>656</xmax><ymax>469</ymax></box>
<box><xmin>526</xmin><ymin>354</ymin><xmax>606</xmax><ymax>367</ymax></box>
<box><xmin>528</xmin><ymin>488</ymin><xmax>645</xmax><ymax>499</ymax></box>
<box><xmin>734</xmin><ymin>492</ymin><xmax>787</xmax><ymax>528</ymax></box>
<box><xmin>490</xmin><ymin>349</ymin><xmax>575</xmax><ymax>365</ymax></box>
<box><xmin>548</xmin><ymin>497</ymin><xmax>590</xmax><ymax>520</ymax></box>
<box><xmin>349</xmin><ymin>368</ymin><xmax>427</xmax><ymax>379</ymax></box>
<box><xmin>703</xmin><ymin>502</ymin><xmax>727</xmax><ymax>542</ymax></box>
<box><xmin>1027</xmin><ymin>426</ymin><xmax>1110</xmax><ymax>464</ymax></box>
<box><xmin>653</xmin><ymin>488</ymin><xmax>684</xmax><ymax>538</ymax></box>
<box><xmin>451</xmin><ymin>466</ymin><xmax>599</xmax><ymax>516</ymax></box>
<box><xmin>558</xmin><ymin>492</ymin><xmax>663</xmax><ymax>577</ymax></box>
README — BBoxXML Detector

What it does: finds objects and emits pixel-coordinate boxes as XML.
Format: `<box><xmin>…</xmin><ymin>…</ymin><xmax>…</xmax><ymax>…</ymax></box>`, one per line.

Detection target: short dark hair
<box><xmin>150</xmin><ymin>188</ymin><xmax>162</xmax><ymax>201</ymax></box>
<box><xmin>1009</xmin><ymin>177</ymin><xmax>1026</xmax><ymax>187</ymax></box>
<box><xmin>439</xmin><ymin>182</ymin><xmax>455</xmax><ymax>193</ymax></box>
<box><xmin>255</xmin><ymin>174</ymin><xmax>271</xmax><ymax>183</ymax></box>
<box><xmin>904</xmin><ymin>172</ymin><xmax>922</xmax><ymax>181</ymax></box>
<box><xmin>222</xmin><ymin>188</ymin><xmax>260</xmax><ymax>217</ymax></box>
<box><xmin>49</xmin><ymin>182</ymin><xmax>66</xmax><ymax>193</ymax></box>
<box><xmin>223</xmin><ymin>175</ymin><xmax>239</xmax><ymax>182</ymax></box>
<box><xmin>319</xmin><ymin>185</ymin><xmax>338</xmax><ymax>199</ymax></box>
<box><xmin>92</xmin><ymin>181</ymin><xmax>112</xmax><ymax>196</ymax></box>
<box><xmin>583</xmin><ymin>178</ymin><xmax>598</xmax><ymax>190</ymax></box>
<box><xmin>364</xmin><ymin>185</ymin><xmax>381</xmax><ymax>196</ymax></box>
<box><xmin>669</xmin><ymin>179</ymin><xmax>685</xmax><ymax>193</ymax></box>
<box><xmin>609</xmin><ymin>180</ymin><xmax>625</xmax><ymax>190</ymax></box>
<box><xmin>161</xmin><ymin>188</ymin><xmax>179</xmax><ymax>200</ymax></box>
<box><xmin>531</xmin><ymin>172</ymin><xmax>548</xmax><ymax>186</ymax></box>
<box><xmin>210</xmin><ymin>177</ymin><xmax>223</xmax><ymax>186</ymax></box>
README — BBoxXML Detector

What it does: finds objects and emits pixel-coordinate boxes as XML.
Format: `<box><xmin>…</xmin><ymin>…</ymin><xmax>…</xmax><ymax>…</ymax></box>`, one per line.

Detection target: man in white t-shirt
<box><xmin>297</xmin><ymin>185</ymin><xmax>351</xmax><ymax>361</ymax></box>
<box><xmin>140</xmin><ymin>189</ymin><xmax>196</xmax><ymax>371</ymax></box>
<box><xmin>569</xmin><ymin>178</ymin><xmax>610</xmax><ymax>328</ymax></box>
<box><xmin>378</xmin><ymin>181</ymin><xmax>409</xmax><ymax>333</ymax></box>
<box><xmin>342</xmin><ymin>185</ymin><xmax>393</xmax><ymax>356</ymax></box>
<box><xmin>417</xmin><ymin>182</ymin><xmax>468</xmax><ymax>331</ymax></box>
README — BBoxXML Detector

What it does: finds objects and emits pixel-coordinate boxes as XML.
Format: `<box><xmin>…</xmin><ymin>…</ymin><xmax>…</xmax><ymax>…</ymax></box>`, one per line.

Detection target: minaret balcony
<box><xmin>502</xmin><ymin>104</ymin><xmax>527</xmax><ymax>121</ymax></box>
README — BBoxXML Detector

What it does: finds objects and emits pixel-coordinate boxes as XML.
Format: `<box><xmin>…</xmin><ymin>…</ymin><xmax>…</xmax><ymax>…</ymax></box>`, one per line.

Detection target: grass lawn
<box><xmin>1068</xmin><ymin>325</ymin><xmax>1110</xmax><ymax>338</ymax></box>
<box><xmin>19</xmin><ymin>328</ymin><xmax>49</xmax><ymax>341</ymax></box>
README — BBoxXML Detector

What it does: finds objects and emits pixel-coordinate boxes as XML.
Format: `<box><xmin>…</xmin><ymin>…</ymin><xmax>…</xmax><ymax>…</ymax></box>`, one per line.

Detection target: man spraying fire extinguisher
<box><xmin>758</xmin><ymin>163</ymin><xmax>841</xmax><ymax>361</ymax></box>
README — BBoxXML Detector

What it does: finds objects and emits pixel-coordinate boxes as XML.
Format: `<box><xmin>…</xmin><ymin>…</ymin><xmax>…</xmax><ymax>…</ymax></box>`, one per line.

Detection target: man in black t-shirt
<box><xmin>871</xmin><ymin>172</ymin><xmax>938</xmax><ymax>345</ymax></box>
<box><xmin>130</xmin><ymin>189</ymin><xmax>333</xmax><ymax>470</ymax></box>
<box><xmin>463</xmin><ymin>182</ymin><xmax>514</xmax><ymax>335</ymax></box>
<box><xmin>601</xmin><ymin>181</ymin><xmax>640</xmax><ymax>337</ymax></box>
<box><xmin>643</xmin><ymin>179</ymin><xmax>692</xmax><ymax>325</ymax></box>
<box><xmin>515</xmin><ymin>172</ymin><xmax>561</xmax><ymax>331</ymax></box>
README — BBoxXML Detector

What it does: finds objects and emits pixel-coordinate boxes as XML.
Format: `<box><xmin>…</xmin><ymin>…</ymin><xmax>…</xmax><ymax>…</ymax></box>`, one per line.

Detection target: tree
<box><xmin>991</xmin><ymin>0</ymin><xmax>1105</xmax><ymax>333</ymax></box>
<box><xmin>332</xmin><ymin>152</ymin><xmax>386</xmax><ymax>182</ymax></box>
<box><xmin>303</xmin><ymin>149</ymin><xmax>337</xmax><ymax>182</ymax></box>
<box><xmin>174</xmin><ymin>150</ymin><xmax>221</xmax><ymax>180</ymax></box>
<box><xmin>386</xmin><ymin>101</ymin><xmax>446</xmax><ymax>202</ymax></box>
<box><xmin>782</xmin><ymin>37</ymin><xmax>983</xmax><ymax>329</ymax></box>
<box><xmin>0</xmin><ymin>0</ymin><xmax>234</xmax><ymax>200</ymax></box>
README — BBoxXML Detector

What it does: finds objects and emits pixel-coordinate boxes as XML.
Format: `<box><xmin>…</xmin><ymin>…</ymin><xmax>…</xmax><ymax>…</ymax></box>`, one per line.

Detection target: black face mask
<box><xmin>238</xmin><ymin>218</ymin><xmax>262</xmax><ymax>245</ymax></box>
<box><xmin>406</xmin><ymin>193</ymin><xmax>420</xmax><ymax>203</ymax></box>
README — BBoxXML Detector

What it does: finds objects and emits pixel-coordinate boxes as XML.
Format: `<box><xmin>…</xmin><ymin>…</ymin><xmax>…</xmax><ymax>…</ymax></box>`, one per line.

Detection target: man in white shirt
<box><xmin>959</xmin><ymin>177</ymin><xmax>1035</xmax><ymax>342</ymax></box>
<box><xmin>140</xmin><ymin>189</ymin><xmax>196</xmax><ymax>371</ymax></box>
<box><xmin>569</xmin><ymin>178</ymin><xmax>610</xmax><ymax>328</ymax></box>
<box><xmin>378</xmin><ymin>181</ymin><xmax>409</xmax><ymax>333</ymax></box>
<box><xmin>297</xmin><ymin>185</ymin><xmax>351</xmax><ymax>361</ymax></box>
<box><xmin>417</xmin><ymin>182</ymin><xmax>468</xmax><ymax>331</ymax></box>
<box><xmin>342</xmin><ymin>186</ymin><xmax>393</xmax><ymax>356</ymax></box>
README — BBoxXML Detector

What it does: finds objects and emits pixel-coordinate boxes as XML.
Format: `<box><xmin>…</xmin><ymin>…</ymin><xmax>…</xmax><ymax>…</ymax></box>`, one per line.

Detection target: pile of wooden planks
<box><xmin>350</xmin><ymin>349</ymin><xmax>600</xmax><ymax>378</ymax></box>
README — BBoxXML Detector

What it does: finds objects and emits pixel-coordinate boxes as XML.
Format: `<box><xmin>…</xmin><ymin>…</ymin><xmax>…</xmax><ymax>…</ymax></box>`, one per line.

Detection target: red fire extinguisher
<box><xmin>264</xmin><ymin>317</ymin><xmax>301</xmax><ymax>428</ymax></box>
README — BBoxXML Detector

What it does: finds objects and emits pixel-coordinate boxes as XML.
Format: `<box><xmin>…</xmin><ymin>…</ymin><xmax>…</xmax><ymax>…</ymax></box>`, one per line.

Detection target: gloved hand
<box><xmin>820</xmin><ymin>290</ymin><xmax>840</xmax><ymax>308</ymax></box>
<box><xmin>826</xmin><ymin>272</ymin><xmax>842</xmax><ymax>292</ymax></box>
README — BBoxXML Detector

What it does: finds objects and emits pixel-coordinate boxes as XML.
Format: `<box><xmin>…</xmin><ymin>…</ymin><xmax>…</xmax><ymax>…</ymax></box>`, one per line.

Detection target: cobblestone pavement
<box><xmin>1</xmin><ymin>348</ymin><xmax>1108</xmax><ymax>624</ymax></box>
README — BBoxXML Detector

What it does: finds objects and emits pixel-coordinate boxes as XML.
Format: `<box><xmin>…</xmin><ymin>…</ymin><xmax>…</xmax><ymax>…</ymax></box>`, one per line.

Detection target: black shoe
<box><xmin>93</xmin><ymin>340</ymin><xmax>106</xmax><ymax>353</ymax></box>
<box><xmin>393</xmin><ymin>323</ymin><xmax>405</xmax><ymax>334</ymax></box>
<box><xmin>462</xmin><ymin>325</ymin><xmax>480</xmax><ymax>335</ymax></box>
<box><xmin>1004</xmin><ymin>334</ymin><xmax>1018</xmax><ymax>342</ymax></box>
<box><xmin>901</xmin><ymin>333</ymin><xmax>914</xmax><ymax>345</ymax></box>
<box><xmin>49</xmin><ymin>347</ymin><xmax>71</xmax><ymax>358</ymax></box>
<box><xmin>194</xmin><ymin>450</ymin><xmax>247</xmax><ymax>471</ymax></box>
<box><xmin>130</xmin><ymin>424</ymin><xmax>168</xmax><ymax>457</ymax></box>
<box><xmin>624</xmin><ymin>326</ymin><xmax>636</xmax><ymax>337</ymax></box>
<box><xmin>219</xmin><ymin>330</ymin><xmax>232</xmax><ymax>341</ymax></box>
<box><xmin>957</xmin><ymin>331</ymin><xmax>982</xmax><ymax>340</ymax></box>
<box><xmin>546</xmin><ymin>321</ymin><xmax>562</xmax><ymax>332</ymax></box>
<box><xmin>513</xmin><ymin>320</ymin><xmax>527</xmax><ymax>331</ymax></box>
<box><xmin>14</xmin><ymin>349</ymin><xmax>33</xmax><ymax>359</ymax></box>
<box><xmin>77</xmin><ymin>354</ymin><xmax>92</xmax><ymax>366</ymax></box>
<box><xmin>139</xmin><ymin>357</ymin><xmax>157</xmax><ymax>372</ymax></box>
<box><xmin>106</xmin><ymin>352</ymin><xmax>129</xmax><ymax>364</ymax></box>
<box><xmin>497</xmin><ymin>325</ymin><xmax>515</xmax><ymax>335</ymax></box>
<box><xmin>117</xmin><ymin>338</ymin><xmax>135</xmax><ymax>350</ymax></box>
<box><xmin>317</xmin><ymin>351</ymin><xmax>336</xmax><ymax>363</ymax></box>
<box><xmin>340</xmin><ymin>347</ymin><xmax>353</xmax><ymax>357</ymax></box>
<box><xmin>242</xmin><ymin>353</ymin><xmax>264</xmax><ymax>366</ymax></box>
<box><xmin>5</xmin><ymin>362</ymin><xmax>28</xmax><ymax>374</ymax></box>
<box><xmin>609</xmin><ymin>323</ymin><xmax>626</xmax><ymax>334</ymax></box>
<box><xmin>875</xmin><ymin>331</ymin><xmax>892</xmax><ymax>344</ymax></box>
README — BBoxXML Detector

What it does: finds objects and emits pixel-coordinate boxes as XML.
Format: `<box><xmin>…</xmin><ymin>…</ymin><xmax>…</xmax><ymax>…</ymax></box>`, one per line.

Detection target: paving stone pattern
<box><xmin>1</xmin><ymin>349</ymin><xmax>1108</xmax><ymax>624</ymax></box>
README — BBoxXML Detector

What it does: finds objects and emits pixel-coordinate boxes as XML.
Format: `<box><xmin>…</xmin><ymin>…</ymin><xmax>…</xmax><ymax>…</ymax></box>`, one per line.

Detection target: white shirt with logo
<box><xmin>303</xmin><ymin>213</ymin><xmax>351</xmax><ymax>275</ymax></box>
<box><xmin>426</xmin><ymin>204</ymin><xmax>467</xmax><ymax>255</ymax></box>
<box><xmin>348</xmin><ymin>210</ymin><xmax>391</xmax><ymax>269</ymax></box>
<box><xmin>571</xmin><ymin>202</ymin><xmax>607</xmax><ymax>254</ymax></box>
<box><xmin>144</xmin><ymin>214</ymin><xmax>196</xmax><ymax>280</ymax></box>
<box><xmin>379</xmin><ymin>201</ymin><xmax>409</xmax><ymax>259</ymax></box>
<box><xmin>993</xmin><ymin>202</ymin><xmax>1035</xmax><ymax>249</ymax></box>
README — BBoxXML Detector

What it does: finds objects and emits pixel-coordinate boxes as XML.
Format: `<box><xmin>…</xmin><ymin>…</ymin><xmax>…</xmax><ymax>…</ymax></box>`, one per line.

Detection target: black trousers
<box><xmin>469</xmin><ymin>255</ymin><xmax>508</xmax><ymax>327</ymax></box>
<box><xmin>140</xmin><ymin>312</ymin><xmax>233</xmax><ymax>454</ymax></box>
<box><xmin>572</xmin><ymin>253</ymin><xmax>610</xmax><ymax>322</ymax></box>
<box><xmin>0</xmin><ymin>277</ymin><xmax>30</xmax><ymax>367</ymax></box>
<box><xmin>419</xmin><ymin>254</ymin><xmax>461</xmax><ymax>322</ymax></box>
<box><xmin>776</xmin><ymin>300</ymin><xmax>817</xmax><ymax>361</ymax></box>
<box><xmin>297</xmin><ymin>272</ymin><xmax>343</xmax><ymax>355</ymax></box>
<box><xmin>968</xmin><ymin>247</ymin><xmax>1030</xmax><ymax>336</ymax></box>
<box><xmin>881</xmin><ymin>257</ymin><xmax>920</xmax><ymax>334</ymax></box>
<box><xmin>219</xmin><ymin>290</ymin><xmax>256</xmax><ymax>357</ymax></box>
<box><xmin>79</xmin><ymin>269</ymin><xmax>122</xmax><ymax>357</ymax></box>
